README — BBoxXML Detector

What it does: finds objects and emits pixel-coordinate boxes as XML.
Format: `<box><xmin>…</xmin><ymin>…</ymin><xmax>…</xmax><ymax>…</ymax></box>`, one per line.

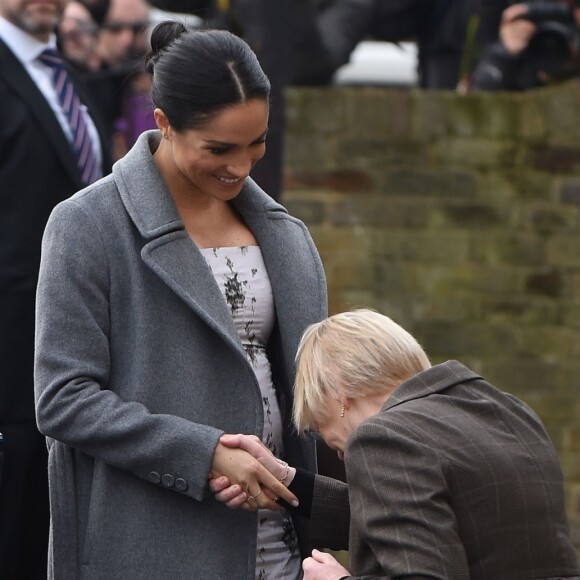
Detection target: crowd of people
<box><xmin>0</xmin><ymin>0</ymin><xmax>579</xmax><ymax>579</ymax></box>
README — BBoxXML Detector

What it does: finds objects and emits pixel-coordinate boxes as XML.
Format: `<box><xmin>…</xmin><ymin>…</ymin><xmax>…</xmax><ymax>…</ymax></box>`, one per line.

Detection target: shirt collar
<box><xmin>0</xmin><ymin>16</ymin><xmax>57</xmax><ymax>64</ymax></box>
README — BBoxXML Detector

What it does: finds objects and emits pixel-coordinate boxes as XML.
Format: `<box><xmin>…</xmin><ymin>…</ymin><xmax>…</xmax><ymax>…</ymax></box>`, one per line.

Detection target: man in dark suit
<box><xmin>0</xmin><ymin>0</ymin><xmax>110</xmax><ymax>577</ymax></box>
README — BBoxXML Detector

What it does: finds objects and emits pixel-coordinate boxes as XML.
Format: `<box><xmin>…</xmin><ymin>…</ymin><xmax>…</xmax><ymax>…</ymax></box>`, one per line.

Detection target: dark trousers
<box><xmin>0</xmin><ymin>423</ymin><xmax>49</xmax><ymax>579</ymax></box>
<box><xmin>0</xmin><ymin>290</ymin><xmax>50</xmax><ymax>579</ymax></box>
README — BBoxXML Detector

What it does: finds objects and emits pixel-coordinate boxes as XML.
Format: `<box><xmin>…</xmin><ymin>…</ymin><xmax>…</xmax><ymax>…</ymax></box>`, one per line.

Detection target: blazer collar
<box><xmin>382</xmin><ymin>360</ymin><xmax>482</xmax><ymax>412</ymax></box>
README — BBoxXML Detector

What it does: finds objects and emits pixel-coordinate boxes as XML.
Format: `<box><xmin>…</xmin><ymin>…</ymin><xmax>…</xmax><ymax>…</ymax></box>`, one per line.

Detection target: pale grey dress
<box><xmin>200</xmin><ymin>245</ymin><xmax>301</xmax><ymax>580</ymax></box>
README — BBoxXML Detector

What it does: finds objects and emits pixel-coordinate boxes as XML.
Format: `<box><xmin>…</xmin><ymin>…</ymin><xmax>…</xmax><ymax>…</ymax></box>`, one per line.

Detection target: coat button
<box><xmin>175</xmin><ymin>478</ymin><xmax>188</xmax><ymax>491</ymax></box>
<box><xmin>149</xmin><ymin>471</ymin><xmax>161</xmax><ymax>484</ymax></box>
<box><xmin>162</xmin><ymin>473</ymin><xmax>175</xmax><ymax>487</ymax></box>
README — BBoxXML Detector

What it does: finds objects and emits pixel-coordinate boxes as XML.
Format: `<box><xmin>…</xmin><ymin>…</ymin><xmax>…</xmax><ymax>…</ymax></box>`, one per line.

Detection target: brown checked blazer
<box><xmin>310</xmin><ymin>360</ymin><xmax>580</xmax><ymax>580</ymax></box>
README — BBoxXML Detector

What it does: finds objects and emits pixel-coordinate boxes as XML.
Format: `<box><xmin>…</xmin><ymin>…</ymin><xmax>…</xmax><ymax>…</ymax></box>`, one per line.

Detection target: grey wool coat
<box><xmin>34</xmin><ymin>131</ymin><xmax>327</xmax><ymax>580</ymax></box>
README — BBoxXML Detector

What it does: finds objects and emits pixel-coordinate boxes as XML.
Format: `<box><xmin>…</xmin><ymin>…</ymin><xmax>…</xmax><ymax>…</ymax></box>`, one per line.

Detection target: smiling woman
<box><xmin>34</xmin><ymin>20</ymin><xmax>327</xmax><ymax>580</ymax></box>
<box><xmin>153</xmin><ymin>98</ymin><xmax>269</xmax><ymax>246</ymax></box>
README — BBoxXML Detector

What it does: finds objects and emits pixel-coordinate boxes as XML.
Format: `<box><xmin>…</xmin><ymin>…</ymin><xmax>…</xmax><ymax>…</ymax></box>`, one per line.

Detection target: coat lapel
<box><xmin>0</xmin><ymin>39</ymin><xmax>82</xmax><ymax>187</ymax></box>
<box><xmin>114</xmin><ymin>131</ymin><xmax>244</xmax><ymax>358</ymax></box>
<box><xmin>233</xmin><ymin>179</ymin><xmax>328</xmax><ymax>379</ymax></box>
<box><xmin>115</xmin><ymin>131</ymin><xmax>327</xmax><ymax>367</ymax></box>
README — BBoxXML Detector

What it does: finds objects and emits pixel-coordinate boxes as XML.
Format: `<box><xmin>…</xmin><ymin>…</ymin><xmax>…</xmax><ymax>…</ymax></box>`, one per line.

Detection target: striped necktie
<box><xmin>38</xmin><ymin>49</ymin><xmax>101</xmax><ymax>186</ymax></box>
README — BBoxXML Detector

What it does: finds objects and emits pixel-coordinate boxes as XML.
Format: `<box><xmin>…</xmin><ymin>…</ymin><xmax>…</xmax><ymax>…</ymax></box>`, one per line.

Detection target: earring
<box><xmin>340</xmin><ymin>405</ymin><xmax>345</xmax><ymax>418</ymax></box>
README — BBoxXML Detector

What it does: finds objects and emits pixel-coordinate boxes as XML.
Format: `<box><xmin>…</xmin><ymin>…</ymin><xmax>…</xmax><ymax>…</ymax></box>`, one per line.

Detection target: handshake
<box><xmin>208</xmin><ymin>434</ymin><xmax>352</xmax><ymax>580</ymax></box>
<box><xmin>208</xmin><ymin>433</ymin><xmax>298</xmax><ymax>512</ymax></box>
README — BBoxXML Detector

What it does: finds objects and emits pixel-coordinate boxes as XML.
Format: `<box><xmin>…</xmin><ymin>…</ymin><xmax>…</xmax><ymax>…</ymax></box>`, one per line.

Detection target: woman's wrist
<box><xmin>285</xmin><ymin>466</ymin><xmax>296</xmax><ymax>486</ymax></box>
<box><xmin>275</xmin><ymin>459</ymin><xmax>296</xmax><ymax>486</ymax></box>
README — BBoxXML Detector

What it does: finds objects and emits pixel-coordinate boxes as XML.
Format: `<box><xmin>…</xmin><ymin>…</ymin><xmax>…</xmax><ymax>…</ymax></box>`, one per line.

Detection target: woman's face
<box><xmin>155</xmin><ymin>99</ymin><xmax>268</xmax><ymax>202</ymax></box>
<box><xmin>312</xmin><ymin>389</ymin><xmax>391</xmax><ymax>461</ymax></box>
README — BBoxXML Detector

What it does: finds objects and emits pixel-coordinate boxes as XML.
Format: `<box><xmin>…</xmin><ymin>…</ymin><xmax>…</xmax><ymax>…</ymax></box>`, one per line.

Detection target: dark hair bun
<box><xmin>145</xmin><ymin>20</ymin><xmax>188</xmax><ymax>74</ymax></box>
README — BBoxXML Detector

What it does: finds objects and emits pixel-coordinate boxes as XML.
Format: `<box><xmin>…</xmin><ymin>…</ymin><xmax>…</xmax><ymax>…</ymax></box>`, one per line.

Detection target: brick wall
<box><xmin>282</xmin><ymin>80</ymin><xmax>580</xmax><ymax>554</ymax></box>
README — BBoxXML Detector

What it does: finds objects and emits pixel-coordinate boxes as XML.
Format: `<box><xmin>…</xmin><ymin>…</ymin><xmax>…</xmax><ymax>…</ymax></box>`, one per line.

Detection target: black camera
<box><xmin>517</xmin><ymin>0</ymin><xmax>580</xmax><ymax>76</ymax></box>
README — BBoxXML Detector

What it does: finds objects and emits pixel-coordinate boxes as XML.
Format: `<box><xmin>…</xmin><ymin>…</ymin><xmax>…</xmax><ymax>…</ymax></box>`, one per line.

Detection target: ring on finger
<box><xmin>248</xmin><ymin>489</ymin><xmax>262</xmax><ymax>503</ymax></box>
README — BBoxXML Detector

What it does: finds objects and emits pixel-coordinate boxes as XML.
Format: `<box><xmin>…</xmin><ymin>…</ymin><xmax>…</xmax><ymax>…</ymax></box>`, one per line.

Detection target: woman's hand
<box><xmin>210</xmin><ymin>436</ymin><xmax>298</xmax><ymax>511</ymax></box>
<box><xmin>302</xmin><ymin>549</ymin><xmax>350</xmax><ymax>580</ymax></box>
<box><xmin>209</xmin><ymin>434</ymin><xmax>297</xmax><ymax>510</ymax></box>
<box><xmin>221</xmin><ymin>433</ymin><xmax>296</xmax><ymax>484</ymax></box>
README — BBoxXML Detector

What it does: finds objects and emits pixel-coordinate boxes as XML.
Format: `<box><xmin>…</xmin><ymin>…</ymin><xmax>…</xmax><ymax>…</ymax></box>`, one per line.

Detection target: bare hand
<box><xmin>208</xmin><ymin>473</ymin><xmax>251</xmax><ymax>509</ymax></box>
<box><xmin>210</xmin><ymin>438</ymin><xmax>298</xmax><ymax>511</ymax></box>
<box><xmin>220</xmin><ymin>433</ymin><xmax>296</xmax><ymax>484</ymax></box>
<box><xmin>499</xmin><ymin>3</ymin><xmax>536</xmax><ymax>55</ymax></box>
<box><xmin>302</xmin><ymin>549</ymin><xmax>350</xmax><ymax>580</ymax></box>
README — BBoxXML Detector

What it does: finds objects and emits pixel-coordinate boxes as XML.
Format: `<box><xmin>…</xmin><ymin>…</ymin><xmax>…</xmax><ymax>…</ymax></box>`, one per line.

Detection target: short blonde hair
<box><xmin>293</xmin><ymin>309</ymin><xmax>431</xmax><ymax>432</ymax></box>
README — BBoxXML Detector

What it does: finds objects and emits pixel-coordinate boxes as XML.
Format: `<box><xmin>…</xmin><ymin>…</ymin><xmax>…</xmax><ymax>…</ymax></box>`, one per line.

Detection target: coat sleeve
<box><xmin>34</xmin><ymin>198</ymin><xmax>223</xmax><ymax>501</ymax></box>
<box><xmin>343</xmin><ymin>417</ymin><xmax>470</xmax><ymax>579</ymax></box>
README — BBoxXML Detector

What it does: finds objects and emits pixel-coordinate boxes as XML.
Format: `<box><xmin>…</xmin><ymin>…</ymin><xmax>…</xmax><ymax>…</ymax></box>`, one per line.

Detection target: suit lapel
<box><xmin>0</xmin><ymin>39</ymin><xmax>82</xmax><ymax>187</ymax></box>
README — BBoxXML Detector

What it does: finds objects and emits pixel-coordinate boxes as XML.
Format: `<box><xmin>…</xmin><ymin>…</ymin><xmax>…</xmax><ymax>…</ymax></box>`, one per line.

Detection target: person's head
<box><xmin>146</xmin><ymin>21</ymin><xmax>271</xmax><ymax>202</ymax></box>
<box><xmin>97</xmin><ymin>0</ymin><xmax>149</xmax><ymax>66</ymax></box>
<box><xmin>293</xmin><ymin>309</ymin><xmax>431</xmax><ymax>456</ymax></box>
<box><xmin>0</xmin><ymin>0</ymin><xmax>69</xmax><ymax>41</ymax></box>
<box><xmin>81</xmin><ymin>0</ymin><xmax>109</xmax><ymax>25</ymax></box>
<box><xmin>58</xmin><ymin>0</ymin><xmax>99</xmax><ymax>70</ymax></box>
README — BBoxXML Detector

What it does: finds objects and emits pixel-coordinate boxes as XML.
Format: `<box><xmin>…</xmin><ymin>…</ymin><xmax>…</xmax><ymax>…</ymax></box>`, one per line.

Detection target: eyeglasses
<box><xmin>101</xmin><ymin>21</ymin><xmax>148</xmax><ymax>35</ymax></box>
<box><xmin>60</xmin><ymin>28</ymin><xmax>98</xmax><ymax>42</ymax></box>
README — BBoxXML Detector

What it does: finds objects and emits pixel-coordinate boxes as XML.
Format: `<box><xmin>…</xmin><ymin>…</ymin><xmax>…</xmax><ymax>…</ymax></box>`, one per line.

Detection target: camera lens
<box><xmin>525</xmin><ymin>22</ymin><xmax>575</xmax><ymax>75</ymax></box>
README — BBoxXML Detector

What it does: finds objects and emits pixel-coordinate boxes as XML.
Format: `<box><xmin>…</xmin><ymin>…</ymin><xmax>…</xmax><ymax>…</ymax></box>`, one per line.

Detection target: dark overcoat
<box><xmin>0</xmin><ymin>36</ymin><xmax>110</xmax><ymax>578</ymax></box>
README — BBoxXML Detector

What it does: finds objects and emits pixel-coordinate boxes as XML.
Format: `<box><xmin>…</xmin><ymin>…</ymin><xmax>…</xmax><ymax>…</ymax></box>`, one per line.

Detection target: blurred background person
<box><xmin>144</xmin><ymin>0</ymin><xmax>477</xmax><ymax>90</ymax></box>
<box><xmin>58</xmin><ymin>0</ymin><xmax>157</xmax><ymax>159</ymax></box>
<box><xmin>58</xmin><ymin>0</ymin><xmax>101</xmax><ymax>71</ymax></box>
<box><xmin>97</xmin><ymin>0</ymin><xmax>149</xmax><ymax>67</ymax></box>
<box><xmin>95</xmin><ymin>0</ymin><xmax>155</xmax><ymax>158</ymax></box>
<box><xmin>0</xmin><ymin>0</ymin><xmax>111</xmax><ymax>577</ymax></box>
<box><xmin>469</xmin><ymin>0</ymin><xmax>580</xmax><ymax>90</ymax></box>
<box><xmin>288</xmin><ymin>0</ymin><xmax>477</xmax><ymax>90</ymax></box>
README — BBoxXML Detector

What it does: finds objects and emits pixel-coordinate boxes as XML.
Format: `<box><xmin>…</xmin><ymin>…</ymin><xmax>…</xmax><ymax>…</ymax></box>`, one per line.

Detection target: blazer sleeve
<box><xmin>34</xmin><ymin>198</ymin><xmax>223</xmax><ymax>502</ymax></box>
<box><xmin>310</xmin><ymin>474</ymin><xmax>350</xmax><ymax>551</ymax></box>
<box><xmin>344</xmin><ymin>417</ymin><xmax>470</xmax><ymax>580</ymax></box>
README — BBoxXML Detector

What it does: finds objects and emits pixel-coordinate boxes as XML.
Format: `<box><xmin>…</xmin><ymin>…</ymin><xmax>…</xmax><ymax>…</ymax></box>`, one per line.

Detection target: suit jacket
<box><xmin>0</xmin><ymin>37</ymin><xmax>111</xmax><ymax>423</ymax></box>
<box><xmin>34</xmin><ymin>131</ymin><xmax>327</xmax><ymax>579</ymax></box>
<box><xmin>310</xmin><ymin>360</ymin><xmax>580</xmax><ymax>580</ymax></box>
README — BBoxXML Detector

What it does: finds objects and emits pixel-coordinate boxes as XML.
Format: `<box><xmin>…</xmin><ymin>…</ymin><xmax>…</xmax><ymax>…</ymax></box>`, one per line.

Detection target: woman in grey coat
<box><xmin>34</xmin><ymin>22</ymin><xmax>327</xmax><ymax>580</ymax></box>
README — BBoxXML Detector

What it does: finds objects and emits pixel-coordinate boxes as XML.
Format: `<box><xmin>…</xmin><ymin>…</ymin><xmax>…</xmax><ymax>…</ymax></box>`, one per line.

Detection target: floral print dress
<box><xmin>200</xmin><ymin>246</ymin><xmax>301</xmax><ymax>580</ymax></box>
